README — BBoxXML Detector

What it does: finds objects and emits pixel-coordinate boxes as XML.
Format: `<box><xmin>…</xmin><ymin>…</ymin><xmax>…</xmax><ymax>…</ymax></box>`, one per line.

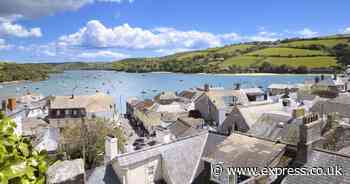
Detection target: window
<box><xmin>73</xmin><ymin>109</ymin><xmax>78</xmax><ymax>116</ymax></box>
<box><xmin>147</xmin><ymin>165</ymin><xmax>155</xmax><ymax>184</ymax></box>
<box><xmin>147</xmin><ymin>166</ymin><xmax>154</xmax><ymax>175</ymax></box>
<box><xmin>65</xmin><ymin>109</ymin><xmax>72</xmax><ymax>116</ymax></box>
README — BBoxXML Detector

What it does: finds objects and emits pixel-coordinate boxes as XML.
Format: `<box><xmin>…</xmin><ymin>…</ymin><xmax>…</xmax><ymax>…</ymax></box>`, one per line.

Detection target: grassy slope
<box><xmin>278</xmin><ymin>38</ymin><xmax>350</xmax><ymax>48</ymax></box>
<box><xmin>262</xmin><ymin>57</ymin><xmax>337</xmax><ymax>67</ymax></box>
<box><xmin>220</xmin><ymin>37</ymin><xmax>350</xmax><ymax>69</ymax></box>
<box><xmin>245</xmin><ymin>47</ymin><xmax>330</xmax><ymax>57</ymax></box>
<box><xmin>113</xmin><ymin>35</ymin><xmax>350</xmax><ymax>72</ymax></box>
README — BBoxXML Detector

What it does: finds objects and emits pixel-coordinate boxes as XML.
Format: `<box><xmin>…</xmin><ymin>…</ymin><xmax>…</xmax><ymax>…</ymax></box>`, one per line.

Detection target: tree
<box><xmin>295</xmin><ymin>65</ymin><xmax>308</xmax><ymax>74</ymax></box>
<box><xmin>0</xmin><ymin>112</ymin><xmax>48</xmax><ymax>184</ymax></box>
<box><xmin>259</xmin><ymin>62</ymin><xmax>272</xmax><ymax>72</ymax></box>
<box><xmin>59</xmin><ymin>118</ymin><xmax>126</xmax><ymax>169</ymax></box>
<box><xmin>333</xmin><ymin>44</ymin><xmax>350</xmax><ymax>66</ymax></box>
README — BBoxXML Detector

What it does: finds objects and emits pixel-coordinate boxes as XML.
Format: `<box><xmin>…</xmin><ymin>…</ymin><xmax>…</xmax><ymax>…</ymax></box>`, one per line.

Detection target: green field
<box><xmin>246</xmin><ymin>47</ymin><xmax>329</xmax><ymax>57</ymax></box>
<box><xmin>221</xmin><ymin>56</ymin><xmax>262</xmax><ymax>67</ymax></box>
<box><xmin>261</xmin><ymin>56</ymin><xmax>337</xmax><ymax>68</ymax></box>
<box><xmin>279</xmin><ymin>38</ymin><xmax>350</xmax><ymax>48</ymax></box>
<box><xmin>167</xmin><ymin>44</ymin><xmax>256</xmax><ymax>61</ymax></box>
<box><xmin>215</xmin><ymin>44</ymin><xmax>256</xmax><ymax>54</ymax></box>
<box><xmin>112</xmin><ymin>34</ymin><xmax>350</xmax><ymax>73</ymax></box>
<box><xmin>221</xmin><ymin>56</ymin><xmax>336</xmax><ymax>68</ymax></box>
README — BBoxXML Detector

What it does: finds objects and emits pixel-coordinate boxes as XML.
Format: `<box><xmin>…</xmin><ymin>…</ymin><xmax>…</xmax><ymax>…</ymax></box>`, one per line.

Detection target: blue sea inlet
<box><xmin>0</xmin><ymin>70</ymin><xmax>318</xmax><ymax>112</ymax></box>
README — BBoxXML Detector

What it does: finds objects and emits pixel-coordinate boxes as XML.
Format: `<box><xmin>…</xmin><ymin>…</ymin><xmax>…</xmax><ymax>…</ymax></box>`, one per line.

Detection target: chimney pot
<box><xmin>296</xmin><ymin>113</ymin><xmax>322</xmax><ymax>164</ymax></box>
<box><xmin>204</xmin><ymin>84</ymin><xmax>209</xmax><ymax>92</ymax></box>
<box><xmin>105</xmin><ymin>135</ymin><xmax>118</xmax><ymax>163</ymax></box>
<box><xmin>235</xmin><ymin>83</ymin><xmax>241</xmax><ymax>90</ymax></box>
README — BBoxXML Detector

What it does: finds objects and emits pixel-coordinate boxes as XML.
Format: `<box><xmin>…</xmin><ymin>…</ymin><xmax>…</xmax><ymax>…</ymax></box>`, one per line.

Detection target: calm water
<box><xmin>0</xmin><ymin>70</ymin><xmax>317</xmax><ymax>112</ymax></box>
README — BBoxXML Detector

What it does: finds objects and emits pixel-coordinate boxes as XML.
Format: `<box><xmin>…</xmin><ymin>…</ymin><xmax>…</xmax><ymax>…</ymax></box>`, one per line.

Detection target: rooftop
<box><xmin>282</xmin><ymin>150</ymin><xmax>350</xmax><ymax>184</ymax></box>
<box><xmin>248</xmin><ymin>113</ymin><xmax>299</xmax><ymax>145</ymax></box>
<box><xmin>238</xmin><ymin>101</ymin><xmax>292</xmax><ymax>128</ymax></box>
<box><xmin>86</xmin><ymin>164</ymin><xmax>121</xmax><ymax>184</ymax></box>
<box><xmin>50</xmin><ymin>92</ymin><xmax>114</xmax><ymax>112</ymax></box>
<box><xmin>204</xmin><ymin>133</ymin><xmax>286</xmax><ymax>169</ymax></box>
<box><xmin>241</xmin><ymin>87</ymin><xmax>264</xmax><ymax>96</ymax></box>
<box><xmin>205</xmin><ymin>89</ymin><xmax>250</xmax><ymax>109</ymax></box>
<box><xmin>268</xmin><ymin>84</ymin><xmax>299</xmax><ymax>89</ymax></box>
<box><xmin>113</xmin><ymin>132</ymin><xmax>209</xmax><ymax>184</ymax></box>
<box><xmin>168</xmin><ymin>117</ymin><xmax>205</xmax><ymax>138</ymax></box>
<box><xmin>46</xmin><ymin>159</ymin><xmax>84</xmax><ymax>184</ymax></box>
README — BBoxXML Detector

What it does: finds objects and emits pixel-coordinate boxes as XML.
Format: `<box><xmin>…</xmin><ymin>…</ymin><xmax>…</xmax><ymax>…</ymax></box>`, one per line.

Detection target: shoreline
<box><xmin>0</xmin><ymin>80</ymin><xmax>29</xmax><ymax>85</ymax></box>
<box><xmin>149</xmin><ymin>71</ymin><xmax>331</xmax><ymax>76</ymax></box>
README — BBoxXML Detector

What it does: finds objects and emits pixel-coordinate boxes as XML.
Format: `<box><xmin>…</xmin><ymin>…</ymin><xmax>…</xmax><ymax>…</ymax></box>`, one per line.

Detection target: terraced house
<box><xmin>48</xmin><ymin>92</ymin><xmax>118</xmax><ymax>127</ymax></box>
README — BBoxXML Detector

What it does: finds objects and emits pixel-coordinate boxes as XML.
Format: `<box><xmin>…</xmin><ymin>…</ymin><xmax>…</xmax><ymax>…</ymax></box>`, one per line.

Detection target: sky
<box><xmin>0</xmin><ymin>0</ymin><xmax>350</xmax><ymax>63</ymax></box>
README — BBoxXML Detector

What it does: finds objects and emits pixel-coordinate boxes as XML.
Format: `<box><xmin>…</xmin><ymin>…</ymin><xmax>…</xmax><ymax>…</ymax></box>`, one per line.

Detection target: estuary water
<box><xmin>0</xmin><ymin>70</ymin><xmax>317</xmax><ymax>112</ymax></box>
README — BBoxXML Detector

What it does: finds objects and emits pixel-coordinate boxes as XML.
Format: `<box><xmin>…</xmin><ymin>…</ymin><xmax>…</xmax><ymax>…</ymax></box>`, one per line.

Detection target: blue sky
<box><xmin>0</xmin><ymin>0</ymin><xmax>349</xmax><ymax>63</ymax></box>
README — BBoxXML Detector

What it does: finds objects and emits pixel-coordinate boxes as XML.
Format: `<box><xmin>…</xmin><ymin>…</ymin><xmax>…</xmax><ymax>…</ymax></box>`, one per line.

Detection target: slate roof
<box><xmin>178</xmin><ymin>90</ymin><xmax>196</xmax><ymax>100</ymax></box>
<box><xmin>242</xmin><ymin>88</ymin><xmax>264</xmax><ymax>96</ymax></box>
<box><xmin>149</xmin><ymin>102</ymin><xmax>187</xmax><ymax>113</ymax></box>
<box><xmin>22</xmin><ymin>117</ymin><xmax>48</xmax><ymax>136</ymax></box>
<box><xmin>203</xmin><ymin>133</ymin><xmax>286</xmax><ymax>169</ymax></box>
<box><xmin>126</xmin><ymin>97</ymin><xmax>140</xmax><ymax>106</ymax></box>
<box><xmin>311</xmin><ymin>98</ymin><xmax>350</xmax><ymax>118</ymax></box>
<box><xmin>34</xmin><ymin>127</ymin><xmax>59</xmax><ymax>152</ymax></box>
<box><xmin>47</xmin><ymin>159</ymin><xmax>84</xmax><ymax>184</ymax></box>
<box><xmin>168</xmin><ymin>117</ymin><xmax>204</xmax><ymax>138</ymax></box>
<box><xmin>317</xmin><ymin>78</ymin><xmax>338</xmax><ymax>86</ymax></box>
<box><xmin>86</xmin><ymin>164</ymin><xmax>121</xmax><ymax>184</ymax></box>
<box><xmin>282</xmin><ymin>150</ymin><xmax>350</xmax><ymax>184</ymax></box>
<box><xmin>113</xmin><ymin>132</ymin><xmax>209</xmax><ymax>184</ymax></box>
<box><xmin>155</xmin><ymin>92</ymin><xmax>179</xmax><ymax>101</ymax></box>
<box><xmin>206</xmin><ymin>89</ymin><xmax>250</xmax><ymax>109</ymax></box>
<box><xmin>50</xmin><ymin>92</ymin><xmax>114</xmax><ymax>113</ymax></box>
<box><xmin>248</xmin><ymin>113</ymin><xmax>300</xmax><ymax>145</ymax></box>
<box><xmin>268</xmin><ymin>84</ymin><xmax>298</xmax><ymax>89</ymax></box>
<box><xmin>238</xmin><ymin>102</ymin><xmax>290</xmax><ymax>128</ymax></box>
<box><xmin>338</xmin><ymin>146</ymin><xmax>350</xmax><ymax>156</ymax></box>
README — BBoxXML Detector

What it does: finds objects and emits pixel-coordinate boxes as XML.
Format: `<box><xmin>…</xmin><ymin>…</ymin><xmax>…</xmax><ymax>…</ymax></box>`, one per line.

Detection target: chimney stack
<box><xmin>320</xmin><ymin>74</ymin><xmax>325</xmax><ymax>81</ymax></box>
<box><xmin>264</xmin><ymin>92</ymin><xmax>268</xmax><ymax>100</ymax></box>
<box><xmin>1</xmin><ymin>100</ymin><xmax>6</xmax><ymax>111</ymax></box>
<box><xmin>7</xmin><ymin>98</ymin><xmax>16</xmax><ymax>111</ymax></box>
<box><xmin>204</xmin><ymin>84</ymin><xmax>209</xmax><ymax>92</ymax></box>
<box><xmin>105</xmin><ymin>135</ymin><xmax>119</xmax><ymax>163</ymax></box>
<box><xmin>296</xmin><ymin>113</ymin><xmax>322</xmax><ymax>164</ymax></box>
<box><xmin>314</xmin><ymin>76</ymin><xmax>320</xmax><ymax>84</ymax></box>
<box><xmin>235</xmin><ymin>83</ymin><xmax>241</xmax><ymax>90</ymax></box>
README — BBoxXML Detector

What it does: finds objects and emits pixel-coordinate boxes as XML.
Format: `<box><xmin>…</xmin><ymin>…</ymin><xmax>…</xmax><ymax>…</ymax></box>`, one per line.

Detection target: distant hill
<box><xmin>0</xmin><ymin>62</ymin><xmax>61</xmax><ymax>83</ymax></box>
<box><xmin>112</xmin><ymin>34</ymin><xmax>350</xmax><ymax>74</ymax></box>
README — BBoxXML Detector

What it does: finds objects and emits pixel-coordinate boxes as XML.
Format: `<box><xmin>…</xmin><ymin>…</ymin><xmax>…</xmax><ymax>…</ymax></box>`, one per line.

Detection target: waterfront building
<box><xmin>48</xmin><ymin>92</ymin><xmax>118</xmax><ymax>127</ymax></box>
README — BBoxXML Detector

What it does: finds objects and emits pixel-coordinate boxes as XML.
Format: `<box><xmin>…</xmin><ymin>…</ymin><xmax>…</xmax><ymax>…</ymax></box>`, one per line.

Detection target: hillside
<box><xmin>113</xmin><ymin>35</ymin><xmax>350</xmax><ymax>74</ymax></box>
<box><xmin>0</xmin><ymin>63</ymin><xmax>61</xmax><ymax>83</ymax></box>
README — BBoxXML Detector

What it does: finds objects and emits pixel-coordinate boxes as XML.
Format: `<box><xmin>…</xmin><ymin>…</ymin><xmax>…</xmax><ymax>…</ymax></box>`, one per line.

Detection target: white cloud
<box><xmin>296</xmin><ymin>28</ymin><xmax>318</xmax><ymax>38</ymax></box>
<box><xmin>0</xmin><ymin>15</ymin><xmax>42</xmax><ymax>38</ymax></box>
<box><xmin>344</xmin><ymin>27</ymin><xmax>350</xmax><ymax>34</ymax></box>
<box><xmin>0</xmin><ymin>0</ymin><xmax>134</xmax><ymax>18</ymax></box>
<box><xmin>77</xmin><ymin>50</ymin><xmax>129</xmax><ymax>59</ymax></box>
<box><xmin>0</xmin><ymin>20</ymin><xmax>42</xmax><ymax>38</ymax></box>
<box><xmin>0</xmin><ymin>38</ymin><xmax>12</xmax><ymax>50</ymax></box>
<box><xmin>58</xmin><ymin>20</ymin><xmax>223</xmax><ymax>50</ymax></box>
